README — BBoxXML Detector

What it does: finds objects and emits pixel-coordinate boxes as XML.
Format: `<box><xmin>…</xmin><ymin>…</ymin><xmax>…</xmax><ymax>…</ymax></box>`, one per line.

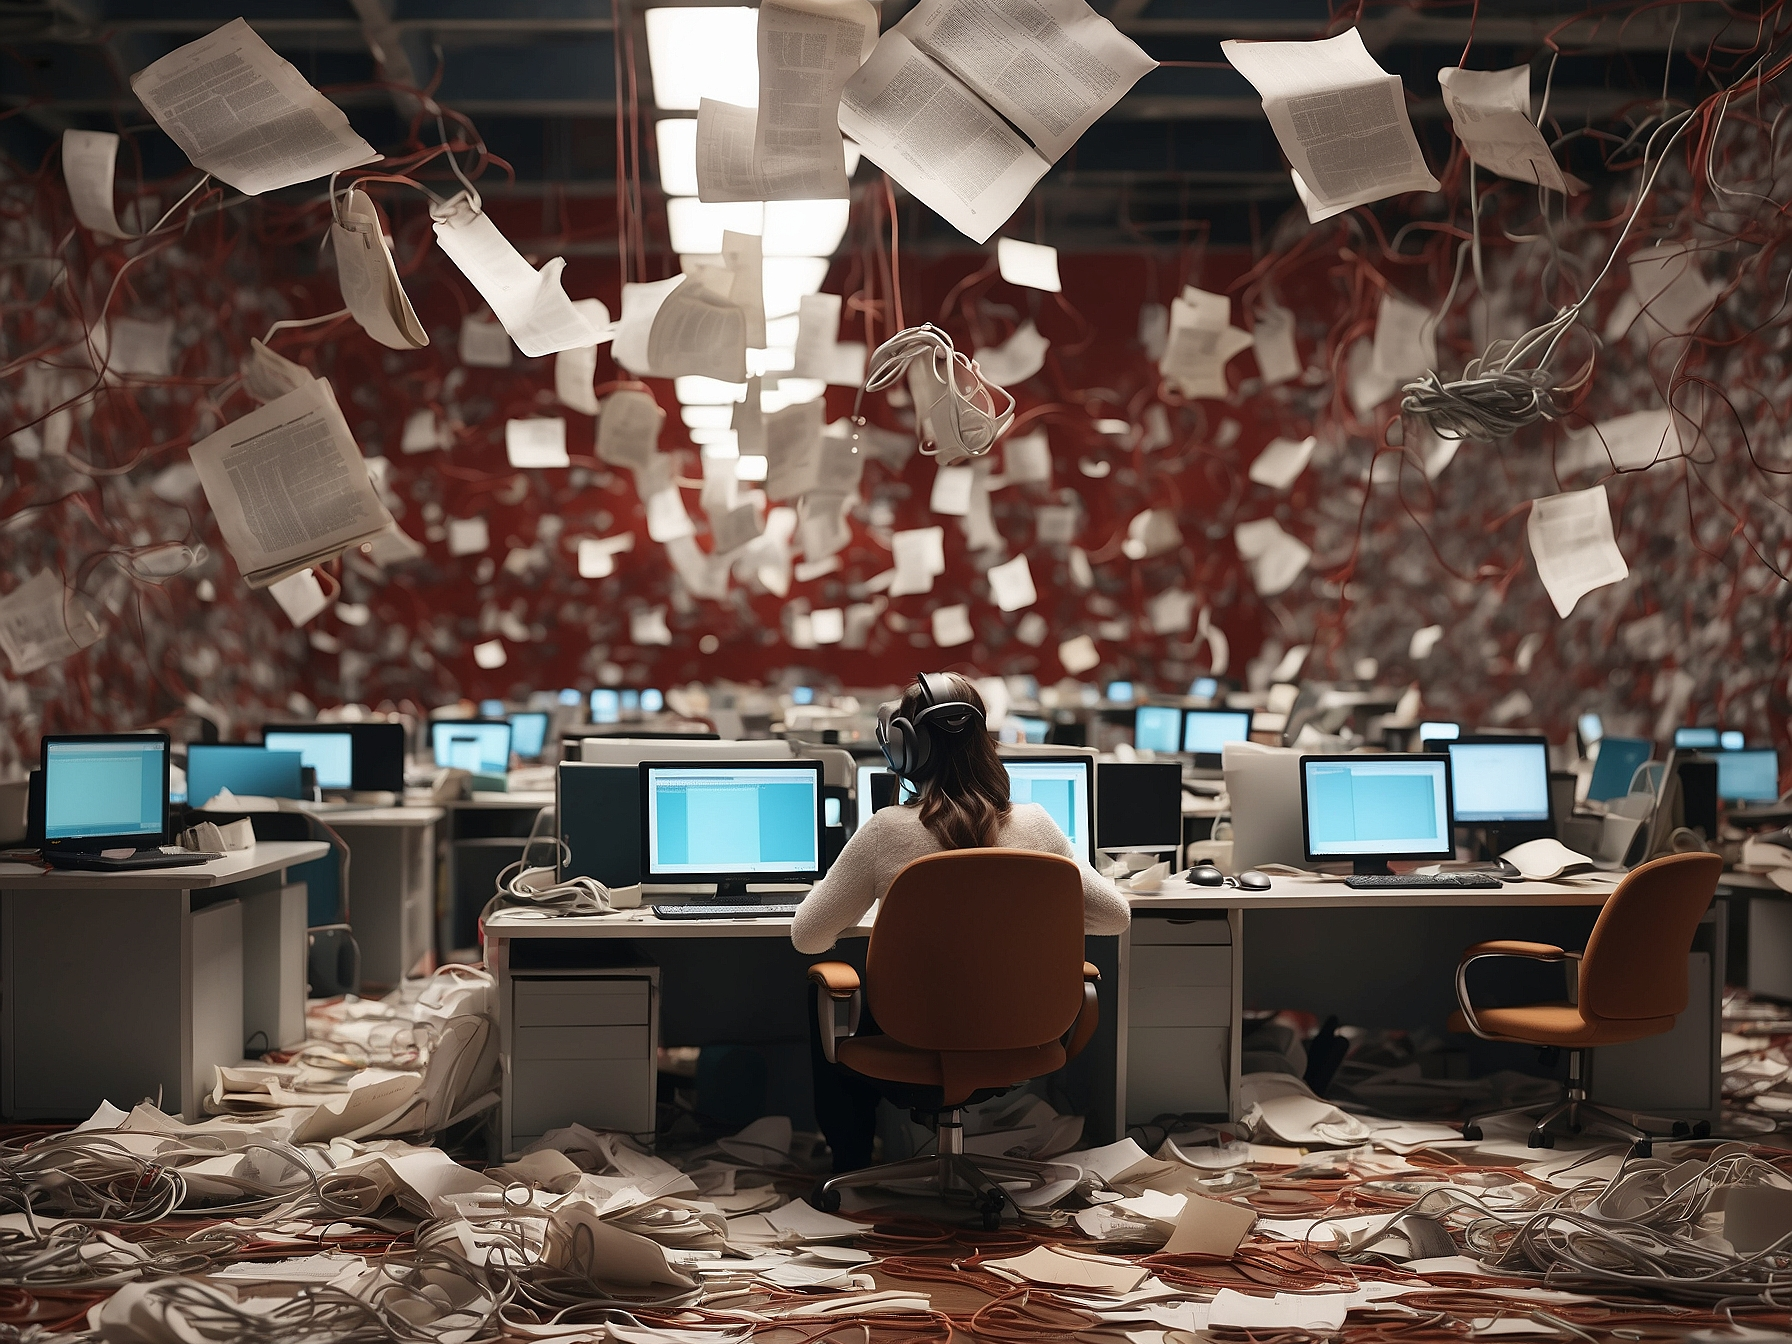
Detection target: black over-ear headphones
<box><xmin>877</xmin><ymin>672</ymin><xmax>986</xmax><ymax>782</ymax></box>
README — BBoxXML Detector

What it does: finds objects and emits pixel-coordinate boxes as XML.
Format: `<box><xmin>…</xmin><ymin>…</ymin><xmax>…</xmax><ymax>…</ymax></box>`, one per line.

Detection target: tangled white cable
<box><xmin>860</xmin><ymin>324</ymin><xmax>1015</xmax><ymax>460</ymax></box>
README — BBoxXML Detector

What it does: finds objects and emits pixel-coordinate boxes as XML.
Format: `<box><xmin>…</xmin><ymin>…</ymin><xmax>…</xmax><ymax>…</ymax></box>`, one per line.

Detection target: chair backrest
<box><xmin>865</xmin><ymin>848</ymin><xmax>1086</xmax><ymax>1052</ymax></box>
<box><xmin>1578</xmin><ymin>851</ymin><xmax>1723</xmax><ymax>1020</ymax></box>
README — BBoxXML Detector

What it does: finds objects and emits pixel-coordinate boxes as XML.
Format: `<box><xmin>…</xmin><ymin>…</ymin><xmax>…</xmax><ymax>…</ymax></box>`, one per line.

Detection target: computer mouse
<box><xmin>1233</xmin><ymin>870</ymin><xmax>1272</xmax><ymax>891</ymax></box>
<box><xmin>1186</xmin><ymin>863</ymin><xmax>1225</xmax><ymax>886</ymax></box>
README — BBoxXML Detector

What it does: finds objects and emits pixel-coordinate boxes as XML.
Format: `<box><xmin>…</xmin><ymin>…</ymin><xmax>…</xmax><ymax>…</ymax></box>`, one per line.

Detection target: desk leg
<box><xmin>1749</xmin><ymin>895</ymin><xmax>1792</xmax><ymax>1000</ymax></box>
<box><xmin>1229</xmin><ymin>908</ymin><xmax>1244</xmax><ymax>1124</ymax></box>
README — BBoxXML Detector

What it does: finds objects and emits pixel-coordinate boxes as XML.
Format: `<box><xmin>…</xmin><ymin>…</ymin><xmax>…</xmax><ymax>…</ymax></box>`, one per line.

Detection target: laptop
<box><xmin>38</xmin><ymin>733</ymin><xmax>214</xmax><ymax>871</ymax></box>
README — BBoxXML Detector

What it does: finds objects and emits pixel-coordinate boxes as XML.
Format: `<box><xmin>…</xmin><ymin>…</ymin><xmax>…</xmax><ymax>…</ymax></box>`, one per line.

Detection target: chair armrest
<box><xmin>1454</xmin><ymin>944</ymin><xmax>1582</xmax><ymax>1040</ymax></box>
<box><xmin>1083</xmin><ymin>961</ymin><xmax>1100</xmax><ymax>981</ymax></box>
<box><xmin>808</xmin><ymin>962</ymin><xmax>861</xmax><ymax>1065</ymax></box>
<box><xmin>1062</xmin><ymin>979</ymin><xmax>1101</xmax><ymax>1061</ymax></box>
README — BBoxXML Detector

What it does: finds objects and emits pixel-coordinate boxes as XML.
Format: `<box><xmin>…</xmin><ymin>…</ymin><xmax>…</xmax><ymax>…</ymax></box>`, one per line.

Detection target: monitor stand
<box><xmin>1352</xmin><ymin>859</ymin><xmax>1393</xmax><ymax>877</ymax></box>
<box><xmin>700</xmin><ymin>879</ymin><xmax>755</xmax><ymax>904</ymax></box>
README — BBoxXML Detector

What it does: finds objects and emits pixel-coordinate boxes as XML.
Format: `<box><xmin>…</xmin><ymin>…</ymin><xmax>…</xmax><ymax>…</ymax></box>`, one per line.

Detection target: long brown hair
<box><xmin>903</xmin><ymin>673</ymin><xmax>1012</xmax><ymax>849</ymax></box>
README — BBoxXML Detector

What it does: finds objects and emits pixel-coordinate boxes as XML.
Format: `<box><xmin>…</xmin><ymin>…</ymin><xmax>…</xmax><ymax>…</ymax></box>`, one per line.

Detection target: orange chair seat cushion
<box><xmin>836</xmin><ymin>1034</ymin><xmax>1067</xmax><ymax>1105</ymax></box>
<box><xmin>1446</xmin><ymin>1003</ymin><xmax>1676</xmax><ymax>1046</ymax></box>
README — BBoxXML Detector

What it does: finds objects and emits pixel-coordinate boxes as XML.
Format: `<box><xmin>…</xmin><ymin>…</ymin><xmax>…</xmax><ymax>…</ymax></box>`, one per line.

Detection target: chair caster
<box><xmin>810</xmin><ymin>1181</ymin><xmax>841</xmax><ymax>1213</ymax></box>
<box><xmin>1526</xmin><ymin>1130</ymin><xmax>1555</xmax><ymax>1149</ymax></box>
<box><xmin>1631</xmin><ymin>1139</ymin><xmax>1652</xmax><ymax>1158</ymax></box>
<box><xmin>1459</xmin><ymin>1123</ymin><xmax>1482</xmax><ymax>1141</ymax></box>
<box><xmin>977</xmin><ymin>1190</ymin><xmax>1006</xmax><ymax>1231</ymax></box>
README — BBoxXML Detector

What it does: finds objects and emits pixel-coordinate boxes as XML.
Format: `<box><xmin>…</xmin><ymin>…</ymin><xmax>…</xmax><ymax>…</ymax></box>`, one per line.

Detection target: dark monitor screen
<box><xmin>1587</xmin><ymin>736</ymin><xmax>1653</xmax><ymax>802</ymax></box>
<box><xmin>508</xmin><ymin>712</ymin><xmax>550</xmax><ymax>760</ymax></box>
<box><xmin>41</xmin><ymin>734</ymin><xmax>170</xmax><ymax>848</ymax></box>
<box><xmin>1718</xmin><ymin>748</ymin><xmax>1780</xmax><ymax>803</ymax></box>
<box><xmin>1447</xmin><ymin>737</ymin><xmax>1551</xmax><ymax>824</ymax></box>
<box><xmin>1301</xmin><ymin>755</ymin><xmax>1454</xmax><ymax>865</ymax></box>
<box><xmin>187</xmin><ymin>745</ymin><xmax>304</xmax><ymax>805</ymax></box>
<box><xmin>1096</xmin><ymin>761</ymin><xmax>1182</xmax><ymax>852</ymax></box>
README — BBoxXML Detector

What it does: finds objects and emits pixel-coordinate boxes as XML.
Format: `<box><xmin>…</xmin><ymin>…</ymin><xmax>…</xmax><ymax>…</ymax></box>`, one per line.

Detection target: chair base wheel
<box><xmin>977</xmin><ymin>1190</ymin><xmax>1005</xmax><ymax>1231</ymax></box>
<box><xmin>810</xmin><ymin>1181</ymin><xmax>841</xmax><ymax>1213</ymax></box>
<box><xmin>1526</xmin><ymin>1130</ymin><xmax>1555</xmax><ymax>1149</ymax></box>
<box><xmin>1459</xmin><ymin>1123</ymin><xmax>1482</xmax><ymax>1142</ymax></box>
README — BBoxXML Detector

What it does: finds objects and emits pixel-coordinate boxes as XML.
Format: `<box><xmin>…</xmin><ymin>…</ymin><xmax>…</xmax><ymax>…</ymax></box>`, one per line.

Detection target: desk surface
<box><xmin>448</xmin><ymin>792</ymin><xmax>555</xmax><ymax>809</ymax></box>
<box><xmin>0</xmin><ymin>841</ymin><xmax>330</xmax><ymax>891</ymax></box>
<box><xmin>326</xmin><ymin>805</ymin><xmax>445</xmax><ymax>826</ymax></box>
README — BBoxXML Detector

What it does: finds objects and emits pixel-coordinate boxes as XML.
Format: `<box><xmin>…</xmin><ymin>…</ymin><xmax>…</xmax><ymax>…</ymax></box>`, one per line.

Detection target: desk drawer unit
<box><xmin>506</xmin><ymin>974</ymin><xmax>657</xmax><ymax>1151</ymax></box>
<box><xmin>1127</xmin><ymin>916</ymin><xmax>1233</xmax><ymax>1124</ymax></box>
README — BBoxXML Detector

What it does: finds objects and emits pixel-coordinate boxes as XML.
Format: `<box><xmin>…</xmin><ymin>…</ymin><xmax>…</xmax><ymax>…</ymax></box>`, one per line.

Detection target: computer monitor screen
<box><xmin>1301</xmin><ymin>755</ymin><xmax>1453</xmax><ymax>866</ymax></box>
<box><xmin>1183</xmin><ymin>709</ymin><xmax>1253</xmax><ymax>757</ymax></box>
<box><xmin>791</xmin><ymin>686</ymin><xmax>814</xmax><ymax>706</ymax></box>
<box><xmin>641</xmin><ymin>688</ymin><xmax>664</xmax><ymax>713</ymax></box>
<box><xmin>591</xmin><ymin>689</ymin><xmax>621</xmax><ymax>724</ymax></box>
<box><xmin>558</xmin><ymin>688</ymin><xmax>584</xmax><ymax>707</ymax></box>
<box><xmin>1722</xmin><ymin>730</ymin><xmax>1746</xmax><ymax>751</ymax></box>
<box><xmin>1579</xmin><ymin>712</ymin><xmax>1604</xmax><ymax>746</ymax></box>
<box><xmin>186</xmin><ymin>745</ymin><xmax>304</xmax><ymax>805</ymax></box>
<box><xmin>431</xmin><ymin>721</ymin><xmax>512</xmax><ymax>773</ymax></box>
<box><xmin>479</xmin><ymin>699</ymin><xmax>506</xmax><ymax>718</ymax></box>
<box><xmin>857</xmin><ymin>764</ymin><xmax>915</xmax><ymax>813</ymax></box>
<box><xmin>264</xmin><ymin>730</ymin><xmax>353</xmax><ymax>790</ymax></box>
<box><xmin>1447</xmin><ymin>738</ymin><xmax>1551</xmax><ymax>824</ymax></box>
<box><xmin>42</xmin><ymin>735</ymin><xmax>169</xmax><ymax>845</ymax></box>
<box><xmin>1717</xmin><ymin>748</ymin><xmax>1779</xmax><ymax>803</ymax></box>
<box><xmin>620</xmin><ymin>690</ymin><xmax>640</xmax><ymax>713</ymax></box>
<box><xmin>642</xmin><ymin>761</ymin><xmax>823</xmax><ymax>881</ymax></box>
<box><xmin>1418</xmin><ymin>721</ymin><xmax>1460</xmax><ymax>743</ymax></box>
<box><xmin>1096</xmin><ymin>761</ymin><xmax>1182</xmax><ymax>852</ymax></box>
<box><xmin>1011</xmin><ymin>715</ymin><xmax>1049</xmax><ymax>745</ymax></box>
<box><xmin>1189</xmin><ymin>677</ymin><xmax>1218</xmax><ymax>700</ymax></box>
<box><xmin>1675</xmin><ymin>727</ymin><xmax>1720</xmax><ymax>749</ymax></box>
<box><xmin>1106</xmin><ymin>681</ymin><xmax>1135</xmax><ymax>704</ymax></box>
<box><xmin>1003</xmin><ymin>756</ymin><xmax>1093</xmax><ymax>865</ymax></box>
<box><xmin>508</xmin><ymin>712</ymin><xmax>550</xmax><ymax>760</ymax></box>
<box><xmin>1134</xmin><ymin>706</ymin><xmax>1183</xmax><ymax>754</ymax></box>
<box><xmin>1587</xmin><ymin>736</ymin><xmax>1652</xmax><ymax>802</ymax></box>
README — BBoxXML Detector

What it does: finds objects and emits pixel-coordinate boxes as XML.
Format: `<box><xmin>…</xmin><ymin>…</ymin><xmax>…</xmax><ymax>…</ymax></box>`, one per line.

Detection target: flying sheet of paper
<box><xmin>242</xmin><ymin>338</ymin><xmax>310</xmax><ymax>404</ymax></box>
<box><xmin>1252</xmin><ymin>304</ymin><xmax>1302</xmax><ymax>386</ymax></box>
<box><xmin>1249</xmin><ymin>435</ymin><xmax>1317</xmax><ymax>490</ymax></box>
<box><xmin>986</xmin><ymin>553</ymin><xmax>1036</xmax><ymax>611</ymax></box>
<box><xmin>506</xmin><ymin>417</ymin><xmax>570</xmax><ymax>468</ymax></box>
<box><xmin>267</xmin><ymin>569</ymin><xmax>330</xmax><ymax>627</ymax></box>
<box><xmin>997</xmin><ymin>238</ymin><xmax>1061</xmax><ymax>292</ymax></box>
<box><xmin>647</xmin><ymin>276</ymin><xmax>748</xmax><ymax>382</ymax></box>
<box><xmin>975</xmin><ymin>321</ymin><xmax>1050</xmax><ymax>387</ymax></box>
<box><xmin>611</xmin><ymin>276</ymin><xmax>685</xmax><ymax>376</ymax></box>
<box><xmin>1000</xmin><ymin>429</ymin><xmax>1053</xmax><ymax>487</ymax></box>
<box><xmin>431</xmin><ymin>192</ymin><xmax>606</xmax><ymax>357</ymax></box>
<box><xmin>1626</xmin><ymin>243</ymin><xmax>1722</xmax><ymax>337</ymax></box>
<box><xmin>1223</xmin><ymin>29</ymin><xmax>1440</xmax><ymax>222</ymax></box>
<box><xmin>62</xmin><ymin>130</ymin><xmax>131</xmax><ymax>240</ymax></box>
<box><xmin>798</xmin><ymin>491</ymin><xmax>854</xmax><ymax>561</ymax></box>
<box><xmin>1528</xmin><ymin>484</ymin><xmax>1629</xmax><ymax>618</ymax></box>
<box><xmin>0</xmin><ymin>569</ymin><xmax>105</xmax><ymax>675</ymax></box>
<box><xmin>890</xmin><ymin>525</ymin><xmax>947</xmax><ymax>595</ymax></box>
<box><xmin>332</xmin><ymin>188</ymin><xmax>427</xmax><ymax>350</ymax></box>
<box><xmin>105</xmin><ymin>318</ymin><xmax>175</xmax><ymax>377</ymax></box>
<box><xmin>931</xmin><ymin>463</ymin><xmax>976</xmax><ymax>516</ymax></box>
<box><xmin>792</xmin><ymin>293</ymin><xmax>868</xmax><ymax>385</ymax></box>
<box><xmin>1437</xmin><ymin>65</ymin><xmax>1576</xmax><ymax>194</ymax></box>
<box><xmin>1147</xmin><ymin>587</ymin><xmax>1197</xmax><ymax>635</ymax></box>
<box><xmin>1059</xmin><ymin>633</ymin><xmax>1100</xmax><ymax>675</ymax></box>
<box><xmin>448</xmin><ymin>517</ymin><xmax>489</xmax><ymax>556</ymax></box>
<box><xmin>1235</xmin><ymin>516</ymin><xmax>1312</xmax><ymax>597</ymax></box>
<box><xmin>400</xmin><ymin>408</ymin><xmax>444</xmax><ymax>454</ymax></box>
<box><xmin>1161</xmin><ymin>289</ymin><xmax>1253</xmax><ymax>398</ymax></box>
<box><xmin>189</xmin><ymin>377</ymin><xmax>393</xmax><ymax>589</ymax></box>
<box><xmin>459</xmin><ymin>315</ymin><xmax>513</xmax><ymax>368</ymax></box>
<box><xmin>646</xmin><ymin>487</ymin><xmax>695</xmax><ymax>543</ymax></box>
<box><xmin>1371</xmin><ymin>289</ymin><xmax>1436</xmax><ymax>384</ymax></box>
<box><xmin>631</xmin><ymin>607</ymin><xmax>674</xmax><ymax>646</ymax></box>
<box><xmin>894</xmin><ymin>0</ymin><xmax>1157</xmax><ymax>163</ymax></box>
<box><xmin>597</xmin><ymin>389</ymin><xmax>666</xmax><ymax>470</ymax></box>
<box><xmin>839</xmin><ymin>32</ymin><xmax>1050</xmax><ymax>244</ymax></box>
<box><xmin>721</xmin><ymin>232</ymin><xmax>767</xmax><ymax>348</ymax></box>
<box><xmin>1559</xmin><ymin>408</ymin><xmax>1679</xmax><ymax>475</ymax></box>
<box><xmin>555</xmin><ymin>299</ymin><xmax>614</xmax><ymax>416</ymax></box>
<box><xmin>764</xmin><ymin>400</ymin><xmax>827</xmax><ymax>501</ymax></box>
<box><xmin>129</xmin><ymin>18</ymin><xmax>377</xmax><ymax>195</ymax></box>
<box><xmin>578</xmin><ymin>532</ymin><xmax>635</xmax><ymax>578</ymax></box>
<box><xmin>932</xmin><ymin>603</ymin><xmax>974</xmax><ymax>647</ymax></box>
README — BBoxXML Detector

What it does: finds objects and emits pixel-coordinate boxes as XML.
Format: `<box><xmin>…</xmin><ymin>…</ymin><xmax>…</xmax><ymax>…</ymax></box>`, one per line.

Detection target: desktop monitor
<box><xmin>1446</xmin><ymin>737</ymin><xmax>1551</xmax><ymax>824</ymax></box>
<box><xmin>1189</xmin><ymin>677</ymin><xmax>1219</xmax><ymax>700</ymax></box>
<box><xmin>1002</xmin><ymin>755</ymin><xmax>1093</xmax><ymax>865</ymax></box>
<box><xmin>791</xmin><ymin>686</ymin><xmax>815</xmax><ymax>706</ymax></box>
<box><xmin>1587</xmin><ymin>736</ymin><xmax>1653</xmax><ymax>803</ymax></box>
<box><xmin>640</xmin><ymin>760</ymin><xmax>824</xmax><ymax>900</ymax></box>
<box><xmin>1578</xmin><ymin>712</ymin><xmax>1604</xmax><ymax>746</ymax></box>
<box><xmin>591</xmin><ymin>689</ymin><xmax>621</xmax><ymax>724</ymax></box>
<box><xmin>1723</xmin><ymin>730</ymin><xmax>1746</xmax><ymax>751</ymax></box>
<box><xmin>186</xmin><ymin>745</ymin><xmax>304</xmax><ymax>806</ymax></box>
<box><xmin>1134</xmin><ymin>705</ymin><xmax>1183</xmax><ymax>754</ymax></box>
<box><xmin>640</xmin><ymin>688</ymin><xmax>664</xmax><ymax>714</ymax></box>
<box><xmin>431</xmin><ymin>720</ymin><xmax>513</xmax><ymax>773</ymax></box>
<box><xmin>1300</xmin><ymin>754</ymin><xmax>1454</xmax><ymax>875</ymax></box>
<box><xmin>40</xmin><ymin>734</ymin><xmax>170</xmax><ymax>852</ymax></box>
<box><xmin>1096</xmin><ymin>761</ymin><xmax>1182</xmax><ymax>852</ymax></box>
<box><xmin>508</xmin><ymin>712</ymin><xmax>550</xmax><ymax>761</ymax></box>
<box><xmin>264</xmin><ymin>729</ymin><xmax>353</xmax><ymax>791</ymax></box>
<box><xmin>479</xmin><ymin>699</ymin><xmax>506</xmax><ymax>718</ymax></box>
<box><xmin>1011</xmin><ymin>715</ymin><xmax>1049</xmax><ymax>745</ymax></box>
<box><xmin>1674</xmin><ymin>727</ymin><xmax>1721</xmax><ymax>750</ymax></box>
<box><xmin>1183</xmin><ymin>709</ymin><xmax>1254</xmax><ymax>759</ymax></box>
<box><xmin>1418</xmin><ymin>721</ymin><xmax>1460</xmax><ymax>743</ymax></box>
<box><xmin>558</xmin><ymin>688</ymin><xmax>584</xmax><ymax>707</ymax></box>
<box><xmin>620</xmin><ymin>690</ymin><xmax>641</xmax><ymax>714</ymax></box>
<box><xmin>1106</xmin><ymin>681</ymin><xmax>1135</xmax><ymax>705</ymax></box>
<box><xmin>856</xmin><ymin>764</ymin><xmax>914</xmax><ymax>814</ymax></box>
<box><xmin>1717</xmin><ymin>748</ymin><xmax>1780</xmax><ymax>804</ymax></box>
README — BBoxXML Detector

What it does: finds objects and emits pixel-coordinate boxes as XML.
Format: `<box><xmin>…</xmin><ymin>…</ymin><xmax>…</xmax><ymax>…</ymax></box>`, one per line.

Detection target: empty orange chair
<box><xmin>1453</xmin><ymin>851</ymin><xmax>1722</xmax><ymax>1155</ymax></box>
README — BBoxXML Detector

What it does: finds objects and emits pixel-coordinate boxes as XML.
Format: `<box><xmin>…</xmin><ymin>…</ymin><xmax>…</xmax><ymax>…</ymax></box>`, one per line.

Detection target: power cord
<box><xmin>479</xmin><ymin>810</ymin><xmax>617</xmax><ymax>919</ymax></box>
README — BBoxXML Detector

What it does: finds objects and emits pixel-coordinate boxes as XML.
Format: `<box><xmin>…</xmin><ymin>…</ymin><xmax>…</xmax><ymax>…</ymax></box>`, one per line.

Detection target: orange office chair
<box><xmin>806</xmin><ymin>849</ymin><xmax>1102</xmax><ymax>1228</ymax></box>
<box><xmin>1452</xmin><ymin>851</ymin><xmax>1723</xmax><ymax>1156</ymax></box>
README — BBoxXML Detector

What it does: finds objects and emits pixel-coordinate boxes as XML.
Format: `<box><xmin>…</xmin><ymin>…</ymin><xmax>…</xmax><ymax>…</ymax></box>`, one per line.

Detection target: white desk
<box><xmin>327</xmin><ymin>805</ymin><xmax>444</xmax><ymax>990</ymax></box>
<box><xmin>0</xmin><ymin>842</ymin><xmax>327</xmax><ymax>1122</ymax></box>
<box><xmin>484</xmin><ymin>871</ymin><xmax>1721</xmax><ymax>1156</ymax></box>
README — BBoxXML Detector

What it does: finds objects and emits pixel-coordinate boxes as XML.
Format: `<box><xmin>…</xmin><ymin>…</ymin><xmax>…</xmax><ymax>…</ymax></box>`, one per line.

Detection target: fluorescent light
<box><xmin>763</xmin><ymin>199</ymin><xmax>850</xmax><ymax>256</ymax></box>
<box><xmin>656</xmin><ymin>117</ymin><xmax>698</xmax><ymax>196</ymax></box>
<box><xmin>761</xmin><ymin>378</ymin><xmax>825</xmax><ymax>412</ymax></box>
<box><xmin>681</xmin><ymin>405</ymin><xmax>734</xmax><ymax>429</ymax></box>
<box><xmin>736</xmin><ymin>454</ymin><xmax>768</xmax><ymax>480</ymax></box>
<box><xmin>645</xmin><ymin>7</ymin><xmax>758</xmax><ymax>111</ymax></box>
<box><xmin>763</xmin><ymin>257</ymin><xmax>830</xmax><ymax>318</ymax></box>
<box><xmin>668</xmin><ymin>198</ymin><xmax>764</xmax><ymax>255</ymax></box>
<box><xmin>674</xmin><ymin>376</ymin><xmax>747</xmax><ymax>404</ymax></box>
<box><xmin>702</xmin><ymin>435</ymin><xmax>741</xmax><ymax>458</ymax></box>
<box><xmin>690</xmin><ymin>427</ymin><xmax>738</xmax><ymax>447</ymax></box>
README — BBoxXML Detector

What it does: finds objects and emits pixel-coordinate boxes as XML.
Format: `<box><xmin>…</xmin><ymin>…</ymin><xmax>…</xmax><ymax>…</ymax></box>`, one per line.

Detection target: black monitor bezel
<box><xmin>1095</xmin><ymin>760</ymin><xmax>1183</xmax><ymax>852</ymax></box>
<box><xmin>39</xmin><ymin>732</ymin><xmax>171</xmax><ymax>852</ymax></box>
<box><xmin>1299</xmin><ymin>752</ymin><xmax>1456</xmax><ymax>866</ymax></box>
<box><xmin>1444</xmin><ymin>734</ymin><xmax>1553</xmax><ymax>825</ymax></box>
<box><xmin>638</xmin><ymin>758</ymin><xmax>826</xmax><ymax>885</ymax></box>
<box><xmin>429</xmin><ymin>719</ymin><xmax>514</xmax><ymax>773</ymax></box>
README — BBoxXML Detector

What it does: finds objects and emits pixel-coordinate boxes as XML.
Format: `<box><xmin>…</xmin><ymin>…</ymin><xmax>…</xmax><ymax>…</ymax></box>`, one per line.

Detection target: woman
<box><xmin>792</xmin><ymin>672</ymin><xmax>1130</xmax><ymax>1171</ymax></box>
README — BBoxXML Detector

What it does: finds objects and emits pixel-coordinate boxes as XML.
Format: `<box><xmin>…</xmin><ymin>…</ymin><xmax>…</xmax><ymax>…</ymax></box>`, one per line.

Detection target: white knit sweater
<box><xmin>790</xmin><ymin>802</ymin><xmax>1131</xmax><ymax>955</ymax></box>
